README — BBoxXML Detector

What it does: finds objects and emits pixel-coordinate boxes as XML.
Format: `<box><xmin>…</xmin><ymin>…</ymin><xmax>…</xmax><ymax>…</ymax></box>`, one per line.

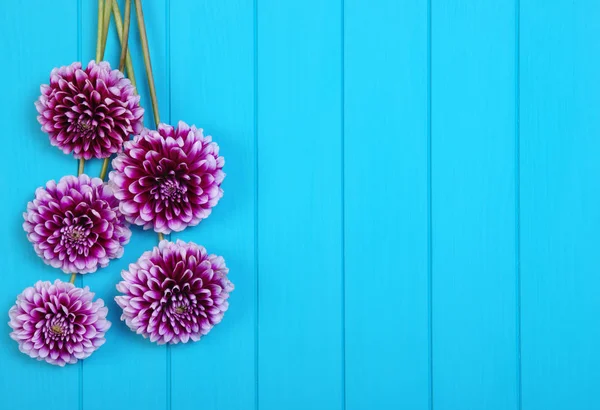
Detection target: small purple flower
<box><xmin>8</xmin><ymin>280</ymin><xmax>111</xmax><ymax>366</ymax></box>
<box><xmin>116</xmin><ymin>240</ymin><xmax>233</xmax><ymax>344</ymax></box>
<box><xmin>109</xmin><ymin>121</ymin><xmax>225</xmax><ymax>234</ymax></box>
<box><xmin>23</xmin><ymin>174</ymin><xmax>131</xmax><ymax>274</ymax></box>
<box><xmin>35</xmin><ymin>61</ymin><xmax>144</xmax><ymax>159</ymax></box>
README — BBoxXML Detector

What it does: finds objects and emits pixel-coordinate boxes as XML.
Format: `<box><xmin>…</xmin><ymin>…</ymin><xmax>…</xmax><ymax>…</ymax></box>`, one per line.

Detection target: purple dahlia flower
<box><xmin>23</xmin><ymin>174</ymin><xmax>131</xmax><ymax>274</ymax></box>
<box><xmin>35</xmin><ymin>61</ymin><xmax>144</xmax><ymax>159</ymax></box>
<box><xmin>109</xmin><ymin>121</ymin><xmax>225</xmax><ymax>234</ymax></box>
<box><xmin>8</xmin><ymin>280</ymin><xmax>111</xmax><ymax>366</ymax></box>
<box><xmin>116</xmin><ymin>240</ymin><xmax>233</xmax><ymax>344</ymax></box>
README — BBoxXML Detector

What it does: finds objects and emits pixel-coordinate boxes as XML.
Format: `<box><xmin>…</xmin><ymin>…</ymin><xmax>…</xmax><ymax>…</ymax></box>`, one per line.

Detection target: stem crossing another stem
<box><xmin>111</xmin><ymin>0</ymin><xmax>137</xmax><ymax>88</ymax></box>
<box><xmin>119</xmin><ymin>0</ymin><xmax>132</xmax><ymax>73</ymax></box>
<box><xmin>134</xmin><ymin>0</ymin><xmax>160</xmax><ymax>127</ymax></box>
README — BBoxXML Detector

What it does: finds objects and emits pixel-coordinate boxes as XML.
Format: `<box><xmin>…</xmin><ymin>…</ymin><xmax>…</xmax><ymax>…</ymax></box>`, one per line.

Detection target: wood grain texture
<box><xmin>0</xmin><ymin>2</ymin><xmax>80</xmax><ymax>410</ymax></box>
<box><xmin>344</xmin><ymin>0</ymin><xmax>429</xmax><ymax>409</ymax></box>
<box><xmin>520</xmin><ymin>1</ymin><xmax>600</xmax><ymax>408</ymax></box>
<box><xmin>169</xmin><ymin>1</ymin><xmax>256</xmax><ymax>409</ymax></box>
<box><xmin>2</xmin><ymin>1</ymin><xmax>600</xmax><ymax>409</ymax></box>
<box><xmin>431</xmin><ymin>0</ymin><xmax>518</xmax><ymax>409</ymax></box>
<box><xmin>257</xmin><ymin>0</ymin><xmax>344</xmax><ymax>409</ymax></box>
<box><xmin>79</xmin><ymin>1</ymin><xmax>168</xmax><ymax>409</ymax></box>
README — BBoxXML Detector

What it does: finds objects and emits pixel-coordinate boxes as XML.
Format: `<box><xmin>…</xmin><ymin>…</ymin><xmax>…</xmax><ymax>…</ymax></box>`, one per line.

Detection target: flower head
<box><xmin>109</xmin><ymin>121</ymin><xmax>225</xmax><ymax>234</ymax></box>
<box><xmin>116</xmin><ymin>240</ymin><xmax>233</xmax><ymax>344</ymax></box>
<box><xmin>35</xmin><ymin>61</ymin><xmax>144</xmax><ymax>159</ymax></box>
<box><xmin>8</xmin><ymin>280</ymin><xmax>111</xmax><ymax>366</ymax></box>
<box><xmin>23</xmin><ymin>174</ymin><xmax>131</xmax><ymax>274</ymax></box>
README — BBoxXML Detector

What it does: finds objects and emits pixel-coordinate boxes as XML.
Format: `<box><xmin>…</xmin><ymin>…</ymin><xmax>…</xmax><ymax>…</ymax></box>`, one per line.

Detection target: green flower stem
<box><xmin>118</xmin><ymin>0</ymin><xmax>131</xmax><ymax>72</ymax></box>
<box><xmin>134</xmin><ymin>0</ymin><xmax>160</xmax><ymax>127</ymax></box>
<box><xmin>100</xmin><ymin>158</ymin><xmax>110</xmax><ymax>180</ymax></box>
<box><xmin>112</xmin><ymin>0</ymin><xmax>137</xmax><ymax>88</ymax></box>
<box><xmin>96</xmin><ymin>0</ymin><xmax>104</xmax><ymax>61</ymax></box>
<box><xmin>99</xmin><ymin>0</ymin><xmax>112</xmax><ymax>61</ymax></box>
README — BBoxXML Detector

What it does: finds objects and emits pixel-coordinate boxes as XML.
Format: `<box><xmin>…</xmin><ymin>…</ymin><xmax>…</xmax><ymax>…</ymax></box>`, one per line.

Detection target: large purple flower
<box><xmin>116</xmin><ymin>240</ymin><xmax>233</xmax><ymax>344</ymax></box>
<box><xmin>35</xmin><ymin>61</ymin><xmax>144</xmax><ymax>159</ymax></box>
<box><xmin>23</xmin><ymin>174</ymin><xmax>131</xmax><ymax>274</ymax></box>
<box><xmin>109</xmin><ymin>121</ymin><xmax>225</xmax><ymax>234</ymax></box>
<box><xmin>8</xmin><ymin>280</ymin><xmax>111</xmax><ymax>366</ymax></box>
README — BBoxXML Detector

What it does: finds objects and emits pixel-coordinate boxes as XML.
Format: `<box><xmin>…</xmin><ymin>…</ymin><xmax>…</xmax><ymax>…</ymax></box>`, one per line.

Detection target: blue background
<box><xmin>0</xmin><ymin>0</ymin><xmax>597</xmax><ymax>409</ymax></box>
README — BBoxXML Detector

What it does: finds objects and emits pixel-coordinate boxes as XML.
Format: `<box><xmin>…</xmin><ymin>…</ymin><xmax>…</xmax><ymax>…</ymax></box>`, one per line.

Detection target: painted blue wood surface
<box><xmin>257</xmin><ymin>0</ymin><xmax>344</xmax><ymax>409</ymax></box>
<box><xmin>169</xmin><ymin>1</ymin><xmax>256</xmax><ymax>409</ymax></box>
<box><xmin>520</xmin><ymin>1</ymin><xmax>600</xmax><ymax>409</ymax></box>
<box><xmin>1</xmin><ymin>1</ymin><xmax>599</xmax><ymax>409</ymax></box>
<box><xmin>431</xmin><ymin>1</ymin><xmax>518</xmax><ymax>409</ymax></box>
<box><xmin>344</xmin><ymin>0</ymin><xmax>429</xmax><ymax>409</ymax></box>
<box><xmin>0</xmin><ymin>2</ymin><xmax>80</xmax><ymax>410</ymax></box>
<box><xmin>79</xmin><ymin>2</ymin><xmax>169</xmax><ymax>410</ymax></box>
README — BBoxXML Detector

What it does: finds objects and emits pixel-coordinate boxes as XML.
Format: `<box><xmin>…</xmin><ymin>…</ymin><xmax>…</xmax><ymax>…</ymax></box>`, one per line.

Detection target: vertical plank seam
<box><xmin>165</xmin><ymin>0</ymin><xmax>172</xmax><ymax>409</ymax></box>
<box><xmin>77</xmin><ymin>1</ymin><xmax>84</xmax><ymax>408</ymax></box>
<box><xmin>340</xmin><ymin>0</ymin><xmax>346</xmax><ymax>408</ymax></box>
<box><xmin>253</xmin><ymin>0</ymin><xmax>260</xmax><ymax>408</ymax></box>
<box><xmin>427</xmin><ymin>0</ymin><xmax>433</xmax><ymax>409</ymax></box>
<box><xmin>515</xmin><ymin>0</ymin><xmax>522</xmax><ymax>408</ymax></box>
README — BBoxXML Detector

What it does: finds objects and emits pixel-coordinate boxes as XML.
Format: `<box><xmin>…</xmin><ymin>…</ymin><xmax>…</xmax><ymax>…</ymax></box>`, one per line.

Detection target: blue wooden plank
<box><xmin>431</xmin><ymin>1</ymin><xmax>518</xmax><ymax>409</ymax></box>
<box><xmin>0</xmin><ymin>2</ymin><xmax>80</xmax><ymax>410</ymax></box>
<box><xmin>257</xmin><ymin>1</ymin><xmax>343</xmax><ymax>409</ymax></box>
<box><xmin>80</xmin><ymin>1</ymin><xmax>168</xmax><ymax>409</ymax></box>
<box><xmin>168</xmin><ymin>1</ymin><xmax>256</xmax><ymax>409</ymax></box>
<box><xmin>344</xmin><ymin>0</ymin><xmax>429</xmax><ymax>409</ymax></box>
<box><xmin>520</xmin><ymin>1</ymin><xmax>600</xmax><ymax>409</ymax></box>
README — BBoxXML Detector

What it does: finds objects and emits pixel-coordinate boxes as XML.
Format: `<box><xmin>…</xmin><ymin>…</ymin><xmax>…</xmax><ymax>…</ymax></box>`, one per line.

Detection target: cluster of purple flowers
<box><xmin>9</xmin><ymin>59</ymin><xmax>232</xmax><ymax>367</ymax></box>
